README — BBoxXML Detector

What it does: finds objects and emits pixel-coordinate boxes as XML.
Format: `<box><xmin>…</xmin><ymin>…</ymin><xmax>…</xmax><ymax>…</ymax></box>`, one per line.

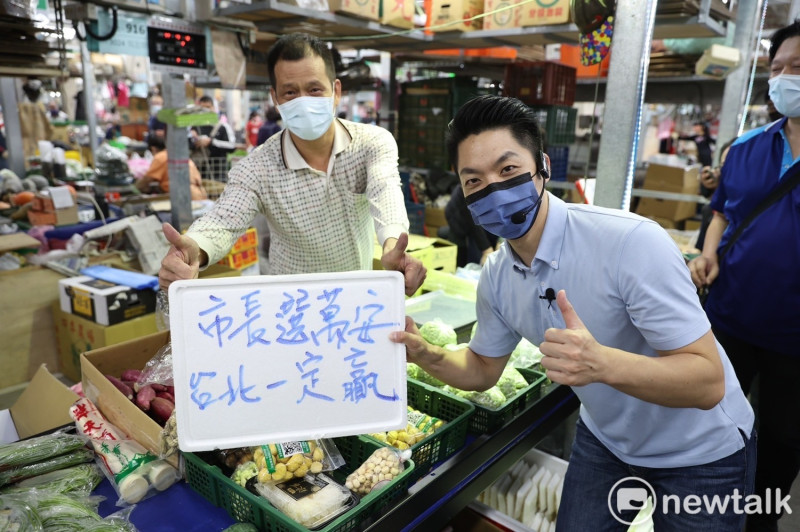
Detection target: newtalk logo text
<box><xmin>608</xmin><ymin>477</ymin><xmax>792</xmax><ymax>526</ymax></box>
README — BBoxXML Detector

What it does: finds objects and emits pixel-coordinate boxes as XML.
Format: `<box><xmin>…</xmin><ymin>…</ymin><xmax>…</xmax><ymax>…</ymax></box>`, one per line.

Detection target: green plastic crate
<box><xmin>463</xmin><ymin>368</ymin><xmax>548</xmax><ymax>434</ymax></box>
<box><xmin>366</xmin><ymin>379</ymin><xmax>474</xmax><ymax>484</ymax></box>
<box><xmin>184</xmin><ymin>435</ymin><xmax>414</xmax><ymax>532</ymax></box>
<box><xmin>529</xmin><ymin>105</ymin><xmax>578</xmax><ymax>146</ymax></box>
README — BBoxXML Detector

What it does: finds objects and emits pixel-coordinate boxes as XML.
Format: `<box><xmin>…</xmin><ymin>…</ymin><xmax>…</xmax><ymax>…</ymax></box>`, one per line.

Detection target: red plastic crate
<box><xmin>503</xmin><ymin>61</ymin><xmax>576</xmax><ymax>106</ymax></box>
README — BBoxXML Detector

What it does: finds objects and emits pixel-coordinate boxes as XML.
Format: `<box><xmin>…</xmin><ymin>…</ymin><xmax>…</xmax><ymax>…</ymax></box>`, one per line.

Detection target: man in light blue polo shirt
<box><xmin>390</xmin><ymin>95</ymin><xmax>755</xmax><ymax>530</ymax></box>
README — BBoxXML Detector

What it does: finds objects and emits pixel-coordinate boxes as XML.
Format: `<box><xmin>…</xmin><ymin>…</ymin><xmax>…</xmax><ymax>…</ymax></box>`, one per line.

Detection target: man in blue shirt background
<box><xmin>689</xmin><ymin>20</ymin><xmax>800</xmax><ymax>532</ymax></box>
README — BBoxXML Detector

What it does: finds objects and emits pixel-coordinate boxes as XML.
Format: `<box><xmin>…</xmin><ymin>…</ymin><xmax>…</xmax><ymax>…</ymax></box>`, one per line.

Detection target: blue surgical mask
<box><xmin>465</xmin><ymin>172</ymin><xmax>543</xmax><ymax>240</ymax></box>
<box><xmin>768</xmin><ymin>74</ymin><xmax>800</xmax><ymax>118</ymax></box>
<box><xmin>277</xmin><ymin>96</ymin><xmax>335</xmax><ymax>141</ymax></box>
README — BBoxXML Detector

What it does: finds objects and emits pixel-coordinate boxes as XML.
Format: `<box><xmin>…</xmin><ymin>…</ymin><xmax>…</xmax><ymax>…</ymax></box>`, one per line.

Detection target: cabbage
<box><xmin>443</xmin><ymin>343</ymin><xmax>468</xmax><ymax>351</ymax></box>
<box><xmin>406</xmin><ymin>363</ymin><xmax>420</xmax><ymax>380</ymax></box>
<box><xmin>419</xmin><ymin>319</ymin><xmax>457</xmax><ymax>347</ymax></box>
<box><xmin>509</xmin><ymin>338</ymin><xmax>543</xmax><ymax>369</ymax></box>
<box><xmin>496</xmin><ymin>367</ymin><xmax>528</xmax><ymax>399</ymax></box>
<box><xmin>414</xmin><ymin>368</ymin><xmax>445</xmax><ymax>388</ymax></box>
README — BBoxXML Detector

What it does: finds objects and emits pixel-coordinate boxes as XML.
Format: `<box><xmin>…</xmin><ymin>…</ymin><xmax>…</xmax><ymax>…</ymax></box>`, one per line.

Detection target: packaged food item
<box><xmin>369</xmin><ymin>406</ymin><xmax>445</xmax><ymax>450</ymax></box>
<box><xmin>254</xmin><ymin>473</ymin><xmax>356</xmax><ymax>529</ymax></box>
<box><xmin>345</xmin><ymin>446</ymin><xmax>411</xmax><ymax>496</ymax></box>
<box><xmin>251</xmin><ymin>440</ymin><xmax>343</xmax><ymax>483</ymax></box>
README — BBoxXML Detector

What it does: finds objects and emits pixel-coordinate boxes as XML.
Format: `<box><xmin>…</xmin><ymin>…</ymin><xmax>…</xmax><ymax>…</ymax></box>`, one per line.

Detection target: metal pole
<box><xmin>0</xmin><ymin>78</ymin><xmax>25</xmax><ymax>177</ymax></box>
<box><xmin>79</xmin><ymin>23</ymin><xmax>99</xmax><ymax>168</ymax></box>
<box><xmin>163</xmin><ymin>74</ymin><xmax>193</xmax><ymax>232</ymax></box>
<box><xmin>593</xmin><ymin>1</ymin><xmax>658</xmax><ymax>210</ymax></box>
<box><xmin>716</xmin><ymin>0</ymin><xmax>761</xmax><ymax>157</ymax></box>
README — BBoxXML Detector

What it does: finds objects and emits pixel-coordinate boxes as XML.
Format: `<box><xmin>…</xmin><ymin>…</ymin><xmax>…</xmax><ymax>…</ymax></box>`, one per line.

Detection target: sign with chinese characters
<box><xmin>169</xmin><ymin>271</ymin><xmax>407</xmax><ymax>451</ymax></box>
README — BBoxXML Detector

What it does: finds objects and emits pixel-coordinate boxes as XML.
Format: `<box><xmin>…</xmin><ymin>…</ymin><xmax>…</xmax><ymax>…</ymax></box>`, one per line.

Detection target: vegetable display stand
<box><xmin>366</xmin><ymin>379</ymin><xmax>474</xmax><ymax>484</ymax></box>
<box><xmin>184</xmin><ymin>436</ymin><xmax>414</xmax><ymax>532</ymax></box>
<box><xmin>465</xmin><ymin>369</ymin><xmax>548</xmax><ymax>434</ymax></box>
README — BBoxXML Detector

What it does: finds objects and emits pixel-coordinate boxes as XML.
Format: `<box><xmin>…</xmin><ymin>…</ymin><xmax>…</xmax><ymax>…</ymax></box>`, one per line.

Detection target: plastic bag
<box><xmin>136</xmin><ymin>342</ymin><xmax>173</xmax><ymax>388</ymax></box>
<box><xmin>255</xmin><ymin>473</ymin><xmax>355</xmax><ymax>529</ymax></box>
<box><xmin>345</xmin><ymin>446</ymin><xmax>411</xmax><ymax>496</ymax></box>
<box><xmin>69</xmin><ymin>398</ymin><xmax>179</xmax><ymax>506</ymax></box>
<box><xmin>155</xmin><ymin>290</ymin><xmax>169</xmax><ymax>332</ymax></box>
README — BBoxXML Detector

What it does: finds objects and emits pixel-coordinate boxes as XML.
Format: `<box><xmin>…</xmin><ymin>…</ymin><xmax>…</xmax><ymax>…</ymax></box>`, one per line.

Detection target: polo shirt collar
<box><xmin>281</xmin><ymin>118</ymin><xmax>351</xmax><ymax>171</ymax></box>
<box><xmin>505</xmin><ymin>192</ymin><xmax>567</xmax><ymax>272</ymax></box>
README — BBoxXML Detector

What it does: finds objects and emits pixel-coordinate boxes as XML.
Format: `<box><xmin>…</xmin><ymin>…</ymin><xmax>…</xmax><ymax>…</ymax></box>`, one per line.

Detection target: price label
<box><xmin>93</xmin><ymin>10</ymin><xmax>149</xmax><ymax>57</ymax></box>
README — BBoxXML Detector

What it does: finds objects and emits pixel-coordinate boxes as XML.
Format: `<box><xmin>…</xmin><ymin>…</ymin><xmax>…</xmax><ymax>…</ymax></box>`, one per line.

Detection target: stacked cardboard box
<box><xmin>635</xmin><ymin>164</ymin><xmax>701</xmax><ymax>223</ymax></box>
<box><xmin>218</xmin><ymin>227</ymin><xmax>260</xmax><ymax>271</ymax></box>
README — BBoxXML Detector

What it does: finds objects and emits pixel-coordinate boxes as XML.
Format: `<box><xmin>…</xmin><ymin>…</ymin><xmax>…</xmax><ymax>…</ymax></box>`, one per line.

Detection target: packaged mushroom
<box><xmin>251</xmin><ymin>440</ymin><xmax>343</xmax><ymax>483</ymax></box>
<box><xmin>345</xmin><ymin>446</ymin><xmax>412</xmax><ymax>496</ymax></box>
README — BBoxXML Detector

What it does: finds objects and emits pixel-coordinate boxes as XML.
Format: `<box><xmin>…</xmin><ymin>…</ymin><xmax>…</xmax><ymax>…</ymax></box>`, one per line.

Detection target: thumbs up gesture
<box><xmin>539</xmin><ymin>290</ymin><xmax>604</xmax><ymax>387</ymax></box>
<box><xmin>158</xmin><ymin>222</ymin><xmax>204</xmax><ymax>291</ymax></box>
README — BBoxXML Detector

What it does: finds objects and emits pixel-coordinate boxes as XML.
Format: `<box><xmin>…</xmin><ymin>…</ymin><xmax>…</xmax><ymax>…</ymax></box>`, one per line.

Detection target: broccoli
<box><xmin>419</xmin><ymin>319</ymin><xmax>457</xmax><ymax>347</ymax></box>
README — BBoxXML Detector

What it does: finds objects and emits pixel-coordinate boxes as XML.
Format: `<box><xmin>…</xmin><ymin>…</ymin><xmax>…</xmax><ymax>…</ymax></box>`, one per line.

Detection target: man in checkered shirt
<box><xmin>159</xmin><ymin>33</ymin><xmax>426</xmax><ymax>296</ymax></box>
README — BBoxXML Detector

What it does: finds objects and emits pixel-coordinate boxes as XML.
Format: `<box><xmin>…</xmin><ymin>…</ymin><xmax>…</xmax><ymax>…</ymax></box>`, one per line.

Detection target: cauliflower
<box><xmin>419</xmin><ymin>319</ymin><xmax>457</xmax><ymax>347</ymax></box>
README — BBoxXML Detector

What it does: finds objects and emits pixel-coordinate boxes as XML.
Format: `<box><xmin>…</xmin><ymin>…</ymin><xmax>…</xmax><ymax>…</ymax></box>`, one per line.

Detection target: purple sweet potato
<box><xmin>121</xmin><ymin>369</ymin><xmax>143</xmax><ymax>382</ymax></box>
<box><xmin>156</xmin><ymin>391</ymin><xmax>175</xmax><ymax>403</ymax></box>
<box><xmin>149</xmin><ymin>383</ymin><xmax>168</xmax><ymax>392</ymax></box>
<box><xmin>150</xmin><ymin>397</ymin><xmax>174</xmax><ymax>424</ymax></box>
<box><xmin>166</xmin><ymin>385</ymin><xmax>175</xmax><ymax>397</ymax></box>
<box><xmin>106</xmin><ymin>375</ymin><xmax>133</xmax><ymax>400</ymax></box>
<box><xmin>135</xmin><ymin>384</ymin><xmax>156</xmax><ymax>411</ymax></box>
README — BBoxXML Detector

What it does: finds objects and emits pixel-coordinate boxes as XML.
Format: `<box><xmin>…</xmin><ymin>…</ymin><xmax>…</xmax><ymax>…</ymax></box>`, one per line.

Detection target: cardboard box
<box><xmin>329</xmin><ymin>0</ymin><xmax>380</xmax><ymax>20</ymax></box>
<box><xmin>380</xmin><ymin>0</ymin><xmax>415</xmax><ymax>28</ymax></box>
<box><xmin>53</xmin><ymin>303</ymin><xmax>159</xmax><ymax>383</ymax></box>
<box><xmin>482</xmin><ymin>0</ymin><xmax>521</xmax><ymax>30</ymax></box>
<box><xmin>635</xmin><ymin>163</ymin><xmax>700</xmax><ymax>222</ymax></box>
<box><xmin>519</xmin><ymin>0</ymin><xmax>570</xmax><ymax>26</ymax></box>
<box><xmin>27</xmin><ymin>205</ymin><xmax>79</xmax><ymax>226</ymax></box>
<box><xmin>0</xmin><ymin>365</ymin><xmax>79</xmax><ymax>444</ymax></box>
<box><xmin>59</xmin><ymin>276</ymin><xmax>158</xmax><ymax>326</ymax></box>
<box><xmin>374</xmin><ymin>234</ymin><xmax>457</xmax><ymax>273</ymax></box>
<box><xmin>81</xmin><ymin>330</ymin><xmax>178</xmax><ymax>467</ymax></box>
<box><xmin>428</xmin><ymin>0</ymin><xmax>483</xmax><ymax>32</ymax></box>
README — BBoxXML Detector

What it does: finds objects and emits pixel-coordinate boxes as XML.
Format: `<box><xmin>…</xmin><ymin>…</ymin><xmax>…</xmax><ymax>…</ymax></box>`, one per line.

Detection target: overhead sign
<box><xmin>90</xmin><ymin>10</ymin><xmax>149</xmax><ymax>57</ymax></box>
<box><xmin>168</xmin><ymin>271</ymin><xmax>408</xmax><ymax>451</ymax></box>
<box><xmin>147</xmin><ymin>17</ymin><xmax>207</xmax><ymax>75</ymax></box>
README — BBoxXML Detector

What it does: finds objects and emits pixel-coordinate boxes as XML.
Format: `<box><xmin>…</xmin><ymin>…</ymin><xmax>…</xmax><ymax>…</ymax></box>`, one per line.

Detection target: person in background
<box><xmin>390</xmin><ymin>95</ymin><xmax>754</xmax><ymax>530</ymax></box>
<box><xmin>688</xmin><ymin>20</ymin><xmax>800</xmax><ymax>532</ymax></box>
<box><xmin>159</xmin><ymin>32</ymin><xmax>426</xmax><ymax>297</ymax></box>
<box><xmin>695</xmin><ymin>137</ymin><xmax>736</xmax><ymax>251</ymax></box>
<box><xmin>444</xmin><ymin>182</ymin><xmax>498</xmax><ymax>267</ymax></box>
<box><xmin>245</xmin><ymin>110</ymin><xmax>263</xmax><ymax>150</ymax></box>
<box><xmin>46</xmin><ymin>101</ymin><xmax>68</xmax><ymax>122</ymax></box>
<box><xmin>148</xmin><ymin>93</ymin><xmax>167</xmax><ymax>139</ymax></box>
<box><xmin>189</xmin><ymin>95</ymin><xmax>237</xmax><ymax>181</ymax></box>
<box><xmin>256</xmin><ymin>106</ymin><xmax>282</xmax><ymax>146</ymax></box>
<box><xmin>678</xmin><ymin>121</ymin><xmax>715</xmax><ymax>167</ymax></box>
<box><xmin>136</xmin><ymin>136</ymin><xmax>207</xmax><ymax>200</ymax></box>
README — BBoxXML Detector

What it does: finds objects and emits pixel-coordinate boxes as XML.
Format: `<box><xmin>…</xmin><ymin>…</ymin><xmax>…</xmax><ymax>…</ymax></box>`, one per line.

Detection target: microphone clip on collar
<box><xmin>539</xmin><ymin>287</ymin><xmax>556</xmax><ymax>308</ymax></box>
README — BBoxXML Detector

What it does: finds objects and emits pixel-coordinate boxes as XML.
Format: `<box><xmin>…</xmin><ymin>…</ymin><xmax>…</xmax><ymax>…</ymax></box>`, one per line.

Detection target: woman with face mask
<box><xmin>157</xmin><ymin>33</ymin><xmax>426</xmax><ymax>298</ymax></box>
<box><xmin>688</xmin><ymin>20</ymin><xmax>800</xmax><ymax>532</ymax></box>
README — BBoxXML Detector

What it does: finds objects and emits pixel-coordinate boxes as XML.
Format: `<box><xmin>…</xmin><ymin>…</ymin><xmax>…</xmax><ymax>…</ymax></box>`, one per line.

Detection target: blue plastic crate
<box><xmin>548</xmin><ymin>146</ymin><xmax>569</xmax><ymax>182</ymax></box>
<box><xmin>406</xmin><ymin>201</ymin><xmax>426</xmax><ymax>236</ymax></box>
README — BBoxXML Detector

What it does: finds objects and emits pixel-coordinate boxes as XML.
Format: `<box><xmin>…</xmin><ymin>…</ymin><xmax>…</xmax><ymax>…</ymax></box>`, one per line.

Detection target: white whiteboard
<box><xmin>169</xmin><ymin>271</ymin><xmax>408</xmax><ymax>451</ymax></box>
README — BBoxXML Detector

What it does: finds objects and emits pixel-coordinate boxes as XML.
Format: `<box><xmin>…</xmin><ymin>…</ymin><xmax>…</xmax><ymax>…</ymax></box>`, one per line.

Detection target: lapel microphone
<box><xmin>539</xmin><ymin>288</ymin><xmax>556</xmax><ymax>308</ymax></box>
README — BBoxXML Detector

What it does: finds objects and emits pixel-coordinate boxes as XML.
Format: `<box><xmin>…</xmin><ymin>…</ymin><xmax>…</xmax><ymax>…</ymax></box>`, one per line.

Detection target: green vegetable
<box><xmin>0</xmin><ymin>448</ymin><xmax>95</xmax><ymax>487</ymax></box>
<box><xmin>406</xmin><ymin>363</ymin><xmax>420</xmax><ymax>380</ymax></box>
<box><xmin>496</xmin><ymin>367</ymin><xmax>529</xmax><ymax>399</ymax></box>
<box><xmin>509</xmin><ymin>338</ymin><xmax>543</xmax><ymax>369</ymax></box>
<box><xmin>231</xmin><ymin>461</ymin><xmax>258</xmax><ymax>487</ymax></box>
<box><xmin>35</xmin><ymin>492</ymin><xmax>104</xmax><ymax>531</ymax></box>
<box><xmin>222</xmin><ymin>523</ymin><xmax>259</xmax><ymax>532</ymax></box>
<box><xmin>0</xmin><ymin>432</ymin><xmax>87</xmax><ymax>471</ymax></box>
<box><xmin>413</xmin><ymin>368</ymin><xmax>445</xmax><ymax>388</ymax></box>
<box><xmin>419</xmin><ymin>320</ymin><xmax>457</xmax><ymax>347</ymax></box>
<box><xmin>462</xmin><ymin>386</ymin><xmax>508</xmax><ymax>409</ymax></box>
<box><xmin>0</xmin><ymin>494</ymin><xmax>42</xmax><ymax>531</ymax></box>
<box><xmin>3</xmin><ymin>464</ymin><xmax>103</xmax><ymax>495</ymax></box>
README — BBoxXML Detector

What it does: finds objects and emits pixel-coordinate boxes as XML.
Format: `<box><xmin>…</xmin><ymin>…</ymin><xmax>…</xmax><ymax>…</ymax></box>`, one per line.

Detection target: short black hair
<box><xmin>198</xmin><ymin>95</ymin><xmax>214</xmax><ymax>105</ymax></box>
<box><xmin>265</xmin><ymin>106</ymin><xmax>281</xmax><ymax>122</ymax></box>
<box><xmin>267</xmin><ymin>33</ymin><xmax>336</xmax><ymax>89</ymax></box>
<box><xmin>446</xmin><ymin>95</ymin><xmax>545</xmax><ymax>173</ymax></box>
<box><xmin>148</xmin><ymin>135</ymin><xmax>166</xmax><ymax>151</ymax></box>
<box><xmin>770</xmin><ymin>20</ymin><xmax>800</xmax><ymax>62</ymax></box>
